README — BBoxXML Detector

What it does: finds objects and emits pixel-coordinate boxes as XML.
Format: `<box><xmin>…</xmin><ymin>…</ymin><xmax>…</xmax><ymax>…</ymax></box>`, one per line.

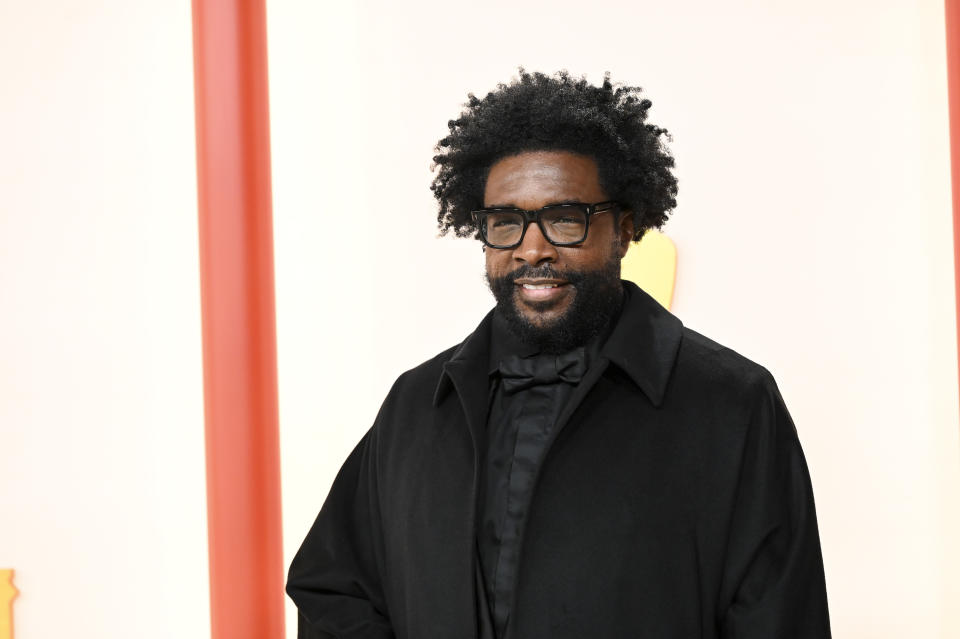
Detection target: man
<box><xmin>287</xmin><ymin>70</ymin><xmax>832</xmax><ymax>639</ymax></box>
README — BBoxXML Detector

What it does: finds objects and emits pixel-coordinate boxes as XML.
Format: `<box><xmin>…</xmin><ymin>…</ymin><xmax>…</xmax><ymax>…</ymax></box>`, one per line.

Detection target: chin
<box><xmin>517</xmin><ymin>307</ymin><xmax>569</xmax><ymax>329</ymax></box>
<box><xmin>516</xmin><ymin>302</ymin><xmax>569</xmax><ymax>327</ymax></box>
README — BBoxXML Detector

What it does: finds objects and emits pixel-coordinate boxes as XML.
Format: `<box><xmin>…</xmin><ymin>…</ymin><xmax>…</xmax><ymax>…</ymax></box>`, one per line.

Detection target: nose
<box><xmin>513</xmin><ymin>221</ymin><xmax>558</xmax><ymax>266</ymax></box>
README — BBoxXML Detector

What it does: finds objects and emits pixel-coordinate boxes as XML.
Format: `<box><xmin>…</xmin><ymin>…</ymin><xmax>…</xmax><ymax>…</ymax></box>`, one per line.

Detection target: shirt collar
<box><xmin>433</xmin><ymin>280</ymin><xmax>683</xmax><ymax>408</ymax></box>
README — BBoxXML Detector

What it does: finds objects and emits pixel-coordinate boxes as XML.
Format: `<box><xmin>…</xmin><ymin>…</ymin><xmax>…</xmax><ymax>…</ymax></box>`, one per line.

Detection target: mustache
<box><xmin>498</xmin><ymin>264</ymin><xmax>582</xmax><ymax>284</ymax></box>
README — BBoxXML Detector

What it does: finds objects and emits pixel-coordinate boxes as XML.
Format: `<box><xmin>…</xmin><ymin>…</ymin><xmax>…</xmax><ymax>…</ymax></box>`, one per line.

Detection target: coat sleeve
<box><xmin>718</xmin><ymin>371</ymin><xmax>832</xmax><ymax>639</ymax></box>
<box><xmin>286</xmin><ymin>423</ymin><xmax>394</xmax><ymax>639</ymax></box>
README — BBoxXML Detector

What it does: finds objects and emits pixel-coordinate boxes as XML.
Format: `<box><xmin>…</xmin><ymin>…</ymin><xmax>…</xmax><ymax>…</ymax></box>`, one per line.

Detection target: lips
<box><xmin>514</xmin><ymin>278</ymin><xmax>569</xmax><ymax>301</ymax></box>
<box><xmin>515</xmin><ymin>278</ymin><xmax>567</xmax><ymax>288</ymax></box>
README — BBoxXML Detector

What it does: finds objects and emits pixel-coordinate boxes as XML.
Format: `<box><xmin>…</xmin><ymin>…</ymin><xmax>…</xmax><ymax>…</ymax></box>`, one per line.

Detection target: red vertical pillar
<box><xmin>948</xmin><ymin>0</ymin><xmax>960</xmax><ymax>420</ymax></box>
<box><xmin>190</xmin><ymin>1</ymin><xmax>285</xmax><ymax>638</ymax></box>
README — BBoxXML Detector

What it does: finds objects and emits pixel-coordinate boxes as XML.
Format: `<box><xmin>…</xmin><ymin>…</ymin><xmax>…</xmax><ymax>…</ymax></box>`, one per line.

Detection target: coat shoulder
<box><xmin>675</xmin><ymin>326</ymin><xmax>777</xmax><ymax>398</ymax></box>
<box><xmin>671</xmin><ymin>326</ymin><xmax>797</xmax><ymax>443</ymax></box>
<box><xmin>373</xmin><ymin>342</ymin><xmax>462</xmax><ymax>418</ymax></box>
<box><xmin>393</xmin><ymin>342</ymin><xmax>460</xmax><ymax>393</ymax></box>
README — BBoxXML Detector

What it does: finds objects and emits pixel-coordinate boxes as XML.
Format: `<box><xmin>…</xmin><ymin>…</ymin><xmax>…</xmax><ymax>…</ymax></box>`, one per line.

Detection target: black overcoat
<box><xmin>287</xmin><ymin>282</ymin><xmax>831</xmax><ymax>638</ymax></box>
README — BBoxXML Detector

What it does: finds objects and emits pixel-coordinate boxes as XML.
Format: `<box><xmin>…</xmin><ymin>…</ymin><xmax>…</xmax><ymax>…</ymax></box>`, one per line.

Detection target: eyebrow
<box><xmin>484</xmin><ymin>199</ymin><xmax>585</xmax><ymax>209</ymax></box>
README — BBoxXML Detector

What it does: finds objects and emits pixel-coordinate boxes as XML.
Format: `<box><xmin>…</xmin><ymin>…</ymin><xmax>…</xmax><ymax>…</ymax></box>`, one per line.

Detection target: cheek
<box><xmin>484</xmin><ymin>250</ymin><xmax>508</xmax><ymax>278</ymax></box>
<box><xmin>560</xmin><ymin>246</ymin><xmax>613</xmax><ymax>272</ymax></box>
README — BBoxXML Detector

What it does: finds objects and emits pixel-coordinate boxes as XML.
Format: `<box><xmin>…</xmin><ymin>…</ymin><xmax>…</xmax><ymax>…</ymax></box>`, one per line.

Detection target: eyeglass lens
<box><xmin>482</xmin><ymin>206</ymin><xmax>588</xmax><ymax>246</ymax></box>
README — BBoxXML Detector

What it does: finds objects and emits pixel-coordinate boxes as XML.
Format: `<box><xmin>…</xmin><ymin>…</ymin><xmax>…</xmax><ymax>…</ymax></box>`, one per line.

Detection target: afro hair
<box><xmin>430</xmin><ymin>69</ymin><xmax>678</xmax><ymax>242</ymax></box>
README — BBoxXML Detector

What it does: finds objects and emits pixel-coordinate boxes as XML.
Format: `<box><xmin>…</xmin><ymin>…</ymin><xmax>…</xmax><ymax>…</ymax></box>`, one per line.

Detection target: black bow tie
<box><xmin>498</xmin><ymin>348</ymin><xmax>588</xmax><ymax>394</ymax></box>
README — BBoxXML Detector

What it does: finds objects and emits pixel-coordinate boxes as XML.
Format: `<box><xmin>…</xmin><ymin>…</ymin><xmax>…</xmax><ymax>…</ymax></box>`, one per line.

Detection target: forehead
<box><xmin>483</xmin><ymin>150</ymin><xmax>608</xmax><ymax>208</ymax></box>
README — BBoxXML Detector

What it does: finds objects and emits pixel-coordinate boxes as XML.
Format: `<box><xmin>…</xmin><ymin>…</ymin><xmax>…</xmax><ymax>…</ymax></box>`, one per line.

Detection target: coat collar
<box><xmin>433</xmin><ymin>280</ymin><xmax>683</xmax><ymax>409</ymax></box>
<box><xmin>599</xmin><ymin>280</ymin><xmax>683</xmax><ymax>407</ymax></box>
<box><xmin>433</xmin><ymin>309</ymin><xmax>494</xmax><ymax>407</ymax></box>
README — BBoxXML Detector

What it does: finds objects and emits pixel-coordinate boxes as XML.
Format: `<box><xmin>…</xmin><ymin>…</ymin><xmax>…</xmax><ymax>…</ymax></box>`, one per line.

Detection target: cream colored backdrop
<box><xmin>0</xmin><ymin>2</ymin><xmax>209</xmax><ymax>638</ymax></box>
<box><xmin>1</xmin><ymin>1</ymin><xmax>957</xmax><ymax>638</ymax></box>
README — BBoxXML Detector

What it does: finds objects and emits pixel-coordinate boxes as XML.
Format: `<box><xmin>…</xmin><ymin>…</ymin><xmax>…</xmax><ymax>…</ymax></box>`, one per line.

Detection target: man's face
<box><xmin>483</xmin><ymin>150</ymin><xmax>634</xmax><ymax>351</ymax></box>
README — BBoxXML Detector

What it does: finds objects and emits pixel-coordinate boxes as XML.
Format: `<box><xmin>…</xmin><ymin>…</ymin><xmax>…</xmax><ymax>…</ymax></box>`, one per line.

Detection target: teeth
<box><xmin>522</xmin><ymin>284</ymin><xmax>558</xmax><ymax>290</ymax></box>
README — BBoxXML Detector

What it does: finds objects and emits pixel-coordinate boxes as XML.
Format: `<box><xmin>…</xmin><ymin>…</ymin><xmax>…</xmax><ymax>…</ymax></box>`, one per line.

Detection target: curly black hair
<box><xmin>430</xmin><ymin>69</ymin><xmax>678</xmax><ymax>242</ymax></box>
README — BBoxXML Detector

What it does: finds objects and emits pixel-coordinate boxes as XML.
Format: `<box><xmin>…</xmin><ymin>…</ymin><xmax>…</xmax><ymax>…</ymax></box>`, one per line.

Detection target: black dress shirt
<box><xmin>477</xmin><ymin>309</ymin><xmax>614</xmax><ymax>637</ymax></box>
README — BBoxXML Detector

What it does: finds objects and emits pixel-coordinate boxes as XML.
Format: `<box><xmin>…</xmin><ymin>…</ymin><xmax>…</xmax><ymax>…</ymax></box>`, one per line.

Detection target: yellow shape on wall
<box><xmin>621</xmin><ymin>230</ymin><xmax>677</xmax><ymax>310</ymax></box>
<box><xmin>0</xmin><ymin>570</ymin><xmax>16</xmax><ymax>639</ymax></box>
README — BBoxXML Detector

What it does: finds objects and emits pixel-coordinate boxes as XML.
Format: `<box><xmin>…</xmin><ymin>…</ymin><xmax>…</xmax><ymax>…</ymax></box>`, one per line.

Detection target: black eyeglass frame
<box><xmin>470</xmin><ymin>200</ymin><xmax>621</xmax><ymax>249</ymax></box>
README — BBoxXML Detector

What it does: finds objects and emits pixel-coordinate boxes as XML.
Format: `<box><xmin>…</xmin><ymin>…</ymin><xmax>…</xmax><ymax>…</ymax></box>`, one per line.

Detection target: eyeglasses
<box><xmin>471</xmin><ymin>201</ymin><xmax>620</xmax><ymax>249</ymax></box>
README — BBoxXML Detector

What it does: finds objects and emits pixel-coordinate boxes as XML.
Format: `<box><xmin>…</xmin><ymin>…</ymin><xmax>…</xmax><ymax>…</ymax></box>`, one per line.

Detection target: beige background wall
<box><xmin>0</xmin><ymin>2</ymin><xmax>209</xmax><ymax>637</ymax></box>
<box><xmin>1</xmin><ymin>1</ymin><xmax>957</xmax><ymax>637</ymax></box>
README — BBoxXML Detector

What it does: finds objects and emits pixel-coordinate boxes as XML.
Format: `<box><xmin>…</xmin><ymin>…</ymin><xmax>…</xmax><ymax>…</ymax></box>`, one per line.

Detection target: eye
<box><xmin>488</xmin><ymin>214</ymin><xmax>522</xmax><ymax>228</ymax></box>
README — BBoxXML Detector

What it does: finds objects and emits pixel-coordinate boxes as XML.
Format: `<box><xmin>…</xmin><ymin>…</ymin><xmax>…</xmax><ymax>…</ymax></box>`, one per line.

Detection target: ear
<box><xmin>616</xmin><ymin>210</ymin><xmax>635</xmax><ymax>258</ymax></box>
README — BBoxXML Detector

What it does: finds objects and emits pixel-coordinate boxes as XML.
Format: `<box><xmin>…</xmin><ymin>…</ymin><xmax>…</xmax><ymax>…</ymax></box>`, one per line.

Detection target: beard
<box><xmin>485</xmin><ymin>254</ymin><xmax>624</xmax><ymax>355</ymax></box>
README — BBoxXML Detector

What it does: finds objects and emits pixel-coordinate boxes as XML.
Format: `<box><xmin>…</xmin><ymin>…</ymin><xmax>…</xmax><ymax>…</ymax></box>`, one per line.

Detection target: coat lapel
<box><xmin>434</xmin><ymin>309</ymin><xmax>496</xmax><ymax>454</ymax></box>
<box><xmin>549</xmin><ymin>281</ymin><xmax>683</xmax><ymax>437</ymax></box>
<box><xmin>430</xmin><ymin>310</ymin><xmax>495</xmax><ymax>639</ymax></box>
